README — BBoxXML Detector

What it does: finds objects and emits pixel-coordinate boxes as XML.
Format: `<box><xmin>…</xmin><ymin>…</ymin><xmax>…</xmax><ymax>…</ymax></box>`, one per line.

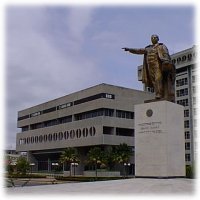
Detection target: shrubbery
<box><xmin>186</xmin><ymin>165</ymin><xmax>195</xmax><ymax>179</ymax></box>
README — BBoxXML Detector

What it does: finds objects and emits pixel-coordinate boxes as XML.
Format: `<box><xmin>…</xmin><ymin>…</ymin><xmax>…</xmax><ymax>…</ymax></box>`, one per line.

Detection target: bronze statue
<box><xmin>122</xmin><ymin>35</ymin><xmax>175</xmax><ymax>102</ymax></box>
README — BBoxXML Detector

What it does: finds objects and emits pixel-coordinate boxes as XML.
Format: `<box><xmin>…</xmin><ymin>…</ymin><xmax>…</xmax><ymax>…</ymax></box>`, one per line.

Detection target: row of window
<box><xmin>19</xmin><ymin>127</ymin><xmax>96</xmax><ymax>145</ymax></box>
<box><xmin>22</xmin><ymin>116</ymin><xmax>72</xmax><ymax>131</ymax></box>
<box><xmin>177</xmin><ymin>99</ymin><xmax>189</xmax><ymax>106</ymax></box>
<box><xmin>176</xmin><ymin>78</ymin><xmax>188</xmax><ymax>87</ymax></box>
<box><xmin>74</xmin><ymin>108</ymin><xmax>114</xmax><ymax>121</ymax></box>
<box><xmin>21</xmin><ymin>108</ymin><xmax>135</xmax><ymax>132</ymax></box>
<box><xmin>176</xmin><ymin>88</ymin><xmax>188</xmax><ymax>97</ymax></box>
<box><xmin>172</xmin><ymin>52</ymin><xmax>196</xmax><ymax>65</ymax></box>
<box><xmin>18</xmin><ymin>93</ymin><xmax>115</xmax><ymax>121</ymax></box>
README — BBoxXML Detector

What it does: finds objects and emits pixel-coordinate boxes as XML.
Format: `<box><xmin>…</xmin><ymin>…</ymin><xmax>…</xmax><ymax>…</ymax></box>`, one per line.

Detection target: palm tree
<box><xmin>59</xmin><ymin>147</ymin><xmax>79</xmax><ymax>176</ymax></box>
<box><xmin>114</xmin><ymin>143</ymin><xmax>132</xmax><ymax>164</ymax></box>
<box><xmin>113</xmin><ymin>143</ymin><xmax>132</xmax><ymax>176</ymax></box>
<box><xmin>87</xmin><ymin>147</ymin><xmax>104</xmax><ymax>178</ymax></box>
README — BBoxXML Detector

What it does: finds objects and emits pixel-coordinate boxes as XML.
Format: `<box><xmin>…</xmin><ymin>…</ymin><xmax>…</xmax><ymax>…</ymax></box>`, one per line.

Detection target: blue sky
<box><xmin>5</xmin><ymin>5</ymin><xmax>194</xmax><ymax>149</ymax></box>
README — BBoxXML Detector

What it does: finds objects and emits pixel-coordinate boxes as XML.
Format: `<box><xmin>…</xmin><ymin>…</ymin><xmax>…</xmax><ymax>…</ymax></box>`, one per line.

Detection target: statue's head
<box><xmin>151</xmin><ymin>34</ymin><xmax>159</xmax><ymax>44</ymax></box>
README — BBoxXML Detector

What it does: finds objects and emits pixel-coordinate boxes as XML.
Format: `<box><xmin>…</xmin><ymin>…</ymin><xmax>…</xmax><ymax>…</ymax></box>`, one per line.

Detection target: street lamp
<box><xmin>51</xmin><ymin>162</ymin><xmax>59</xmax><ymax>177</ymax></box>
<box><xmin>71</xmin><ymin>162</ymin><xmax>78</xmax><ymax>177</ymax></box>
<box><xmin>30</xmin><ymin>163</ymin><xmax>35</xmax><ymax>174</ymax></box>
<box><xmin>124</xmin><ymin>163</ymin><xmax>131</xmax><ymax>178</ymax></box>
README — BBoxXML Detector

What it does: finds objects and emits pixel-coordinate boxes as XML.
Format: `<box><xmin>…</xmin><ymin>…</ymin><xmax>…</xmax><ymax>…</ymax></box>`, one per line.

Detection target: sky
<box><xmin>4</xmin><ymin>4</ymin><xmax>195</xmax><ymax>149</ymax></box>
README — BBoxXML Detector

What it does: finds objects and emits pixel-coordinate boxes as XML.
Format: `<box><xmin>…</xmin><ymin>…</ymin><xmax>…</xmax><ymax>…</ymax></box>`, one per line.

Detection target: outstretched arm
<box><xmin>122</xmin><ymin>47</ymin><xmax>146</xmax><ymax>55</ymax></box>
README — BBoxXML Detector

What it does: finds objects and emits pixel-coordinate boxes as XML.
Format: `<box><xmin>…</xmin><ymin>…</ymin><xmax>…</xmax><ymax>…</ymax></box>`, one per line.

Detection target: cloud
<box><xmin>67</xmin><ymin>7</ymin><xmax>94</xmax><ymax>44</ymax></box>
<box><xmin>5</xmin><ymin>6</ymin><xmax>102</xmax><ymax>149</ymax></box>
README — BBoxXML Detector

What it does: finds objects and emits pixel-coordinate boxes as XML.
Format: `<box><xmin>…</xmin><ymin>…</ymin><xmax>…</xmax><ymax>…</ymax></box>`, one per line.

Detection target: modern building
<box><xmin>138</xmin><ymin>45</ymin><xmax>197</xmax><ymax>166</ymax></box>
<box><xmin>16</xmin><ymin>83</ymin><xmax>154</xmax><ymax>174</ymax></box>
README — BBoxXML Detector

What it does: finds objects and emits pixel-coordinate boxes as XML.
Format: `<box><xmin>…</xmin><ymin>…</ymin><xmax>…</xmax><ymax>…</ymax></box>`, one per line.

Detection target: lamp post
<box><xmin>124</xmin><ymin>163</ymin><xmax>131</xmax><ymax>178</ymax></box>
<box><xmin>71</xmin><ymin>162</ymin><xmax>78</xmax><ymax>177</ymax></box>
<box><xmin>30</xmin><ymin>163</ymin><xmax>35</xmax><ymax>174</ymax></box>
<box><xmin>51</xmin><ymin>162</ymin><xmax>59</xmax><ymax>177</ymax></box>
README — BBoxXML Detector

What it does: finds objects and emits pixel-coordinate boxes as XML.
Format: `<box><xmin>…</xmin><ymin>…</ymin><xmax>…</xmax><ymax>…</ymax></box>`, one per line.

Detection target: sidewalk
<box><xmin>6</xmin><ymin>178</ymin><xmax>195</xmax><ymax>195</ymax></box>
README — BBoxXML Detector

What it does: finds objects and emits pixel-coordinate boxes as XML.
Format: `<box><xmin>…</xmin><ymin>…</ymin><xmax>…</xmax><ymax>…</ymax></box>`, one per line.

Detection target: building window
<box><xmin>70</xmin><ymin>130</ymin><xmax>75</xmax><ymax>139</ymax></box>
<box><xmin>90</xmin><ymin>127</ymin><xmax>96</xmax><ymax>136</ymax></box>
<box><xmin>185</xmin><ymin>131</ymin><xmax>190</xmax><ymax>139</ymax></box>
<box><xmin>184</xmin><ymin>110</ymin><xmax>189</xmax><ymax>117</ymax></box>
<box><xmin>53</xmin><ymin>133</ymin><xmax>58</xmax><ymax>141</ymax></box>
<box><xmin>185</xmin><ymin>142</ymin><xmax>190</xmax><ymax>150</ymax></box>
<box><xmin>35</xmin><ymin>136</ymin><xmax>39</xmax><ymax>143</ymax></box>
<box><xmin>64</xmin><ymin>131</ymin><xmax>69</xmax><ymax>140</ymax></box>
<box><xmin>74</xmin><ymin>108</ymin><xmax>114</xmax><ymax>121</ymax></box>
<box><xmin>31</xmin><ymin>136</ymin><xmax>34</xmax><ymax>143</ymax></box>
<box><xmin>176</xmin><ymin>78</ymin><xmax>188</xmax><ymax>87</ymax></box>
<box><xmin>83</xmin><ymin>128</ymin><xmax>88</xmax><ymax>137</ymax></box>
<box><xmin>176</xmin><ymin>88</ymin><xmax>188</xmax><ymax>97</ymax></box>
<box><xmin>48</xmin><ymin>134</ymin><xmax>52</xmax><ymax>142</ymax></box>
<box><xmin>185</xmin><ymin>154</ymin><xmax>191</xmax><ymax>162</ymax></box>
<box><xmin>177</xmin><ymin>99</ymin><xmax>188</xmax><ymax>106</ymax></box>
<box><xmin>58</xmin><ymin>116</ymin><xmax>72</xmax><ymax>124</ymax></box>
<box><xmin>27</xmin><ymin>137</ymin><xmax>30</xmax><ymax>144</ymax></box>
<box><xmin>116</xmin><ymin>110</ymin><xmax>134</xmax><ymax>119</ymax></box>
<box><xmin>74</xmin><ymin>93</ymin><xmax>115</xmax><ymax>105</ymax></box>
<box><xmin>22</xmin><ymin>126</ymin><xmax>29</xmax><ymax>132</ymax></box>
<box><xmin>76</xmin><ymin>129</ymin><xmax>81</xmax><ymax>138</ymax></box>
<box><xmin>58</xmin><ymin>132</ymin><xmax>63</xmax><ymax>140</ymax></box>
<box><xmin>44</xmin><ymin>119</ymin><xmax>58</xmax><ymax>127</ymax></box>
<box><xmin>44</xmin><ymin>135</ymin><xmax>48</xmax><ymax>142</ymax></box>
<box><xmin>184</xmin><ymin>120</ymin><xmax>190</xmax><ymax>128</ymax></box>
<box><xmin>39</xmin><ymin>135</ymin><xmax>43</xmax><ymax>143</ymax></box>
<box><xmin>116</xmin><ymin>128</ymin><xmax>134</xmax><ymax>137</ymax></box>
<box><xmin>43</xmin><ymin>107</ymin><xmax>56</xmax><ymax>114</ymax></box>
<box><xmin>103</xmin><ymin>126</ymin><xmax>114</xmax><ymax>135</ymax></box>
<box><xmin>18</xmin><ymin>114</ymin><xmax>29</xmax><ymax>121</ymax></box>
<box><xmin>30</xmin><ymin>123</ymin><xmax>44</xmax><ymax>130</ymax></box>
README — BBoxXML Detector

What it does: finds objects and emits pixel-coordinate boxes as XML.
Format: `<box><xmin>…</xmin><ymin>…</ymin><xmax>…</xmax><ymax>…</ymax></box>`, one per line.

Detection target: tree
<box><xmin>6</xmin><ymin>157</ymin><xmax>15</xmax><ymax>175</ymax></box>
<box><xmin>114</xmin><ymin>143</ymin><xmax>132</xmax><ymax>164</ymax></box>
<box><xmin>59</xmin><ymin>148</ymin><xmax>79</xmax><ymax>176</ymax></box>
<box><xmin>103</xmin><ymin>147</ymin><xmax>118</xmax><ymax>171</ymax></box>
<box><xmin>87</xmin><ymin>147</ymin><xmax>105</xmax><ymax>177</ymax></box>
<box><xmin>16</xmin><ymin>157</ymin><xmax>30</xmax><ymax>175</ymax></box>
<box><xmin>113</xmin><ymin>143</ymin><xmax>132</xmax><ymax>176</ymax></box>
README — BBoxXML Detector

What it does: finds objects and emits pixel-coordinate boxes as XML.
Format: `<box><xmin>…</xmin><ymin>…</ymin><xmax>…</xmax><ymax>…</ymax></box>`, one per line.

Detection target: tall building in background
<box><xmin>138</xmin><ymin>45</ymin><xmax>197</xmax><ymax>166</ymax></box>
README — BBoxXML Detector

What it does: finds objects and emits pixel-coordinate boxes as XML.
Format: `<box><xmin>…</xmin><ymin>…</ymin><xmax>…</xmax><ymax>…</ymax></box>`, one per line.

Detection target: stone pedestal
<box><xmin>135</xmin><ymin>101</ymin><xmax>185</xmax><ymax>178</ymax></box>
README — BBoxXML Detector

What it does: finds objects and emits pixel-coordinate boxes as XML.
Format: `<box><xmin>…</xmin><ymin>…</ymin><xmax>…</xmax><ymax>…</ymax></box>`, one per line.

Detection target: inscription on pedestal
<box><xmin>138</xmin><ymin>121</ymin><xmax>163</xmax><ymax>134</ymax></box>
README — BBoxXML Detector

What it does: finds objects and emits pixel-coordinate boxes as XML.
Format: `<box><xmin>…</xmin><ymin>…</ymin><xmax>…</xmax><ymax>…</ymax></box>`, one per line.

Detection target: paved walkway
<box><xmin>6</xmin><ymin>178</ymin><xmax>195</xmax><ymax>195</ymax></box>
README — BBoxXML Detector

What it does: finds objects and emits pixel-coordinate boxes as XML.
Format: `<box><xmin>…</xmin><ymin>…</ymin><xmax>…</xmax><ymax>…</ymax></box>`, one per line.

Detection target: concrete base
<box><xmin>135</xmin><ymin>101</ymin><xmax>185</xmax><ymax>177</ymax></box>
<box><xmin>83</xmin><ymin>171</ymin><xmax>121</xmax><ymax>177</ymax></box>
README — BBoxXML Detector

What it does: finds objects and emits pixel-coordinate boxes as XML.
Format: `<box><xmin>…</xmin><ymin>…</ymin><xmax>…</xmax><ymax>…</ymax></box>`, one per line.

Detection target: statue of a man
<box><xmin>122</xmin><ymin>35</ymin><xmax>175</xmax><ymax>102</ymax></box>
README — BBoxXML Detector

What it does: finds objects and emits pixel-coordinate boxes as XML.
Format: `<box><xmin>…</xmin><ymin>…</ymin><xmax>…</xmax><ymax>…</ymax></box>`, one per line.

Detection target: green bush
<box><xmin>186</xmin><ymin>165</ymin><xmax>195</xmax><ymax>178</ymax></box>
<box><xmin>16</xmin><ymin>157</ymin><xmax>30</xmax><ymax>175</ymax></box>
